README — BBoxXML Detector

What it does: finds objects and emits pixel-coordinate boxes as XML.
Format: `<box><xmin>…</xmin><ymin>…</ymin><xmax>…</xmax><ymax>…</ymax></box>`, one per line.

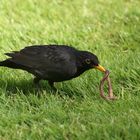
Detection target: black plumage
<box><xmin>0</xmin><ymin>45</ymin><xmax>105</xmax><ymax>89</ymax></box>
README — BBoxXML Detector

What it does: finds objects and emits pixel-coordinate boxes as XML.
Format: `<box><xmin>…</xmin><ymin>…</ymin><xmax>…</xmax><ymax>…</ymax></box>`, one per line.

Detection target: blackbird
<box><xmin>0</xmin><ymin>45</ymin><xmax>106</xmax><ymax>89</ymax></box>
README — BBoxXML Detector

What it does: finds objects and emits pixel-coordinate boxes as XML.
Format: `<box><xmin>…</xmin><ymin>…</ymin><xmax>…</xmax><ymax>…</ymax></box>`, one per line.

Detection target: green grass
<box><xmin>0</xmin><ymin>0</ymin><xmax>140</xmax><ymax>139</ymax></box>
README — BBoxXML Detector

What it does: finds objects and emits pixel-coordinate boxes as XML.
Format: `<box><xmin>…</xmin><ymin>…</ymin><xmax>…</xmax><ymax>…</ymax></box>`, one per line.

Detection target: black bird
<box><xmin>0</xmin><ymin>45</ymin><xmax>106</xmax><ymax>89</ymax></box>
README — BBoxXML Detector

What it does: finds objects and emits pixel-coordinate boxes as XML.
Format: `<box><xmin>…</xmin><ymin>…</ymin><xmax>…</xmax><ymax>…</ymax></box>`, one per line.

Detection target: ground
<box><xmin>0</xmin><ymin>0</ymin><xmax>140</xmax><ymax>139</ymax></box>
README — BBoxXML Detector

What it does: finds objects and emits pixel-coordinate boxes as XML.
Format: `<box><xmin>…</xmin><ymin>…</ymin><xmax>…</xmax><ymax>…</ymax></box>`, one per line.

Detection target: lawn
<box><xmin>0</xmin><ymin>0</ymin><xmax>140</xmax><ymax>139</ymax></box>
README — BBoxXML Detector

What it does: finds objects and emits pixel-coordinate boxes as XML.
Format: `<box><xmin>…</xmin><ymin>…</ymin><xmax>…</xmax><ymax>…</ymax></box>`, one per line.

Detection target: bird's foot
<box><xmin>33</xmin><ymin>77</ymin><xmax>41</xmax><ymax>88</ymax></box>
<box><xmin>51</xmin><ymin>86</ymin><xmax>57</xmax><ymax>92</ymax></box>
<box><xmin>48</xmin><ymin>81</ymin><xmax>58</xmax><ymax>91</ymax></box>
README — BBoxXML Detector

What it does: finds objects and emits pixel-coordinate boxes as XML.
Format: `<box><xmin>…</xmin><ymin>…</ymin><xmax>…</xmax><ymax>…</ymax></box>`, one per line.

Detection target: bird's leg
<box><xmin>33</xmin><ymin>77</ymin><xmax>41</xmax><ymax>88</ymax></box>
<box><xmin>48</xmin><ymin>81</ymin><xmax>57</xmax><ymax>91</ymax></box>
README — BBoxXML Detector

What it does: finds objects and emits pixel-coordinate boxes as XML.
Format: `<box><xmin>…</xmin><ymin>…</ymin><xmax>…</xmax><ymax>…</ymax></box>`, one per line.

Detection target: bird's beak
<box><xmin>95</xmin><ymin>65</ymin><xmax>106</xmax><ymax>72</ymax></box>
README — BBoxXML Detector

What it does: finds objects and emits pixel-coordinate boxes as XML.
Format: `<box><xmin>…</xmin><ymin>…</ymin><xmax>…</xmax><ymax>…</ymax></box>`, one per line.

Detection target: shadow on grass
<box><xmin>0</xmin><ymin>78</ymin><xmax>84</xmax><ymax>99</ymax></box>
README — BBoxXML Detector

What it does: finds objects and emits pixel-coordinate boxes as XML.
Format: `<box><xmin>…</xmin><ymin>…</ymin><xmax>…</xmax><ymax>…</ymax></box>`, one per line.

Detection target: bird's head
<box><xmin>79</xmin><ymin>51</ymin><xmax>106</xmax><ymax>73</ymax></box>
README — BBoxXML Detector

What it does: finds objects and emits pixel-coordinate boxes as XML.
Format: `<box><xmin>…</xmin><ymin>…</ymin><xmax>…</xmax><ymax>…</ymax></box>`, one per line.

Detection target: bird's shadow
<box><xmin>0</xmin><ymin>78</ymin><xmax>83</xmax><ymax>99</ymax></box>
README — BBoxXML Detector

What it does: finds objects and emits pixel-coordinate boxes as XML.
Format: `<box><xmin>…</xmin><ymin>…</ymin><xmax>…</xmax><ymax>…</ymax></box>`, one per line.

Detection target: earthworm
<box><xmin>99</xmin><ymin>70</ymin><xmax>117</xmax><ymax>100</ymax></box>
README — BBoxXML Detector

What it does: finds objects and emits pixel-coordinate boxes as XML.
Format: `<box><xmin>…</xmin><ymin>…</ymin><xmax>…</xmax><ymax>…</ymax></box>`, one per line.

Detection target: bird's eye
<box><xmin>85</xmin><ymin>59</ymin><xmax>91</xmax><ymax>64</ymax></box>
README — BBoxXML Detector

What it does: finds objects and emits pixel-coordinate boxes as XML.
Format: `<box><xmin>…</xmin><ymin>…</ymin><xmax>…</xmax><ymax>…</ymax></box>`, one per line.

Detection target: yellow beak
<box><xmin>95</xmin><ymin>65</ymin><xmax>106</xmax><ymax>72</ymax></box>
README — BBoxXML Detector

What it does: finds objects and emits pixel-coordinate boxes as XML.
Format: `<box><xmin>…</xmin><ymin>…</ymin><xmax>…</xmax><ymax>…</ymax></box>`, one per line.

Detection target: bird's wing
<box><xmin>5</xmin><ymin>45</ymin><xmax>77</xmax><ymax>73</ymax></box>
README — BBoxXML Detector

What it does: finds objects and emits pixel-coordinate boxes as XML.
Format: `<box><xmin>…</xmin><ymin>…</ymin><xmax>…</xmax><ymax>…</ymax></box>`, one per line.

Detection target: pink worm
<box><xmin>99</xmin><ymin>70</ymin><xmax>116</xmax><ymax>100</ymax></box>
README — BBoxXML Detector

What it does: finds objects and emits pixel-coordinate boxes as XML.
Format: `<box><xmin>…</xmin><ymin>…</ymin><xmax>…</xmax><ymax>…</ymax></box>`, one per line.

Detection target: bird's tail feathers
<box><xmin>0</xmin><ymin>61</ymin><xmax>4</xmax><ymax>66</ymax></box>
<box><xmin>0</xmin><ymin>59</ymin><xmax>14</xmax><ymax>67</ymax></box>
